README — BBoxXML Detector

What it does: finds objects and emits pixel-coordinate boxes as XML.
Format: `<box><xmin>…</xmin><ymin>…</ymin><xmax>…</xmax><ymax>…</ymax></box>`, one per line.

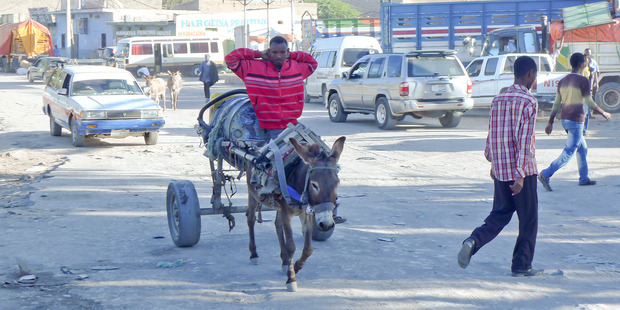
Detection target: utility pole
<box><xmin>262</xmin><ymin>0</ymin><xmax>274</xmax><ymax>46</ymax></box>
<box><xmin>236</xmin><ymin>0</ymin><xmax>252</xmax><ymax>48</ymax></box>
<box><xmin>66</xmin><ymin>0</ymin><xmax>72</xmax><ymax>58</ymax></box>
<box><xmin>290</xmin><ymin>0</ymin><xmax>294</xmax><ymax>50</ymax></box>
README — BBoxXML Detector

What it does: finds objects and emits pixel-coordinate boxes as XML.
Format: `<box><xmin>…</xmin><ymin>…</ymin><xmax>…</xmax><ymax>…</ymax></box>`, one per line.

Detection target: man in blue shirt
<box><xmin>197</xmin><ymin>54</ymin><xmax>219</xmax><ymax>102</ymax></box>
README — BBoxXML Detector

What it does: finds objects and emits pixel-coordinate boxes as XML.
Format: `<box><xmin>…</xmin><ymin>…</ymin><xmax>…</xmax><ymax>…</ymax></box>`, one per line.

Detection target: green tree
<box><xmin>163</xmin><ymin>0</ymin><xmax>192</xmax><ymax>9</ymax></box>
<box><xmin>305</xmin><ymin>0</ymin><xmax>360</xmax><ymax>19</ymax></box>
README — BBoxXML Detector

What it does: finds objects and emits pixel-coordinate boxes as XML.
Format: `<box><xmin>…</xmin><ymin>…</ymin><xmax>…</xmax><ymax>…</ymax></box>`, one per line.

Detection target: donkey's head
<box><xmin>290</xmin><ymin>136</ymin><xmax>346</xmax><ymax>232</ymax></box>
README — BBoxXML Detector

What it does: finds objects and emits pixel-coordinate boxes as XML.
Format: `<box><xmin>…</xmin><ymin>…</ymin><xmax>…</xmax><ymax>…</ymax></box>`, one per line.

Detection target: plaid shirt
<box><xmin>485</xmin><ymin>84</ymin><xmax>538</xmax><ymax>181</ymax></box>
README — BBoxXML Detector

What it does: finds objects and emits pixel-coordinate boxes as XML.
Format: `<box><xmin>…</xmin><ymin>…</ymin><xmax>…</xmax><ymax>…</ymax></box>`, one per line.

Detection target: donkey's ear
<box><xmin>167</xmin><ymin>70</ymin><xmax>172</xmax><ymax>75</ymax></box>
<box><xmin>330</xmin><ymin>136</ymin><xmax>346</xmax><ymax>162</ymax></box>
<box><xmin>290</xmin><ymin>138</ymin><xmax>312</xmax><ymax>164</ymax></box>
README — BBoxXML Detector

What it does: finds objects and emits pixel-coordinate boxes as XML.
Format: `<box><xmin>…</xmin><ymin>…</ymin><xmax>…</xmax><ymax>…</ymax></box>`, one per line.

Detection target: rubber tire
<box><xmin>70</xmin><ymin>118</ymin><xmax>85</xmax><ymax>147</ymax></box>
<box><xmin>375</xmin><ymin>97</ymin><xmax>397</xmax><ymax>130</ymax></box>
<box><xmin>49</xmin><ymin>115</ymin><xmax>61</xmax><ymax>136</ymax></box>
<box><xmin>321</xmin><ymin>85</ymin><xmax>327</xmax><ymax>100</ymax></box>
<box><xmin>396</xmin><ymin>115</ymin><xmax>406</xmax><ymax>121</ymax></box>
<box><xmin>595</xmin><ymin>82</ymin><xmax>620</xmax><ymax>113</ymax></box>
<box><xmin>192</xmin><ymin>64</ymin><xmax>200</xmax><ymax>77</ymax></box>
<box><xmin>439</xmin><ymin>111</ymin><xmax>463</xmax><ymax>128</ymax></box>
<box><xmin>304</xmin><ymin>88</ymin><xmax>311</xmax><ymax>103</ymax></box>
<box><xmin>311</xmin><ymin>214</ymin><xmax>335</xmax><ymax>241</ymax></box>
<box><xmin>144</xmin><ymin>131</ymin><xmax>159</xmax><ymax>145</ymax></box>
<box><xmin>27</xmin><ymin>72</ymin><xmax>34</xmax><ymax>83</ymax></box>
<box><xmin>167</xmin><ymin>180</ymin><xmax>201</xmax><ymax>247</ymax></box>
<box><xmin>328</xmin><ymin>93</ymin><xmax>347</xmax><ymax>122</ymax></box>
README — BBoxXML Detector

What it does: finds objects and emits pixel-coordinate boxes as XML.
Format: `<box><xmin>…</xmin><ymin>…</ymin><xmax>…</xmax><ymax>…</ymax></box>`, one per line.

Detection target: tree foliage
<box><xmin>304</xmin><ymin>0</ymin><xmax>360</xmax><ymax>19</ymax></box>
<box><xmin>163</xmin><ymin>0</ymin><xmax>191</xmax><ymax>9</ymax></box>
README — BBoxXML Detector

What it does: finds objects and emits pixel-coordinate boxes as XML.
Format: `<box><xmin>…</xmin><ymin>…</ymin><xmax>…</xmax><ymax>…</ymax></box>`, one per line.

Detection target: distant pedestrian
<box><xmin>137</xmin><ymin>66</ymin><xmax>150</xmax><ymax>78</ymax></box>
<box><xmin>538</xmin><ymin>53</ymin><xmax>611</xmax><ymax>191</ymax></box>
<box><xmin>582</xmin><ymin>48</ymin><xmax>600</xmax><ymax>135</ymax></box>
<box><xmin>197</xmin><ymin>54</ymin><xmax>219</xmax><ymax>102</ymax></box>
<box><xmin>53</xmin><ymin>45</ymin><xmax>59</xmax><ymax>56</ymax></box>
<box><xmin>458</xmin><ymin>56</ymin><xmax>542</xmax><ymax>277</ymax></box>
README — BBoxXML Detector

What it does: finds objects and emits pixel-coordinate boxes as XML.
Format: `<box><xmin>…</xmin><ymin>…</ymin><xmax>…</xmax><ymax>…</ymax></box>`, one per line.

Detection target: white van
<box><xmin>114</xmin><ymin>36</ymin><xmax>224</xmax><ymax>77</ymax></box>
<box><xmin>305</xmin><ymin>36</ymin><xmax>382</xmax><ymax>101</ymax></box>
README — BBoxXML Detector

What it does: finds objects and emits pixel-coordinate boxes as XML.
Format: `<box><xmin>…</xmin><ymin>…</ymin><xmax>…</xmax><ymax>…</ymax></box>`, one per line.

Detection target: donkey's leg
<box><xmin>274</xmin><ymin>211</ymin><xmax>289</xmax><ymax>271</ymax></box>
<box><xmin>294</xmin><ymin>213</ymin><xmax>314</xmax><ymax>273</ymax></box>
<box><xmin>280</xmin><ymin>206</ymin><xmax>298</xmax><ymax>292</ymax></box>
<box><xmin>246</xmin><ymin>172</ymin><xmax>259</xmax><ymax>265</ymax></box>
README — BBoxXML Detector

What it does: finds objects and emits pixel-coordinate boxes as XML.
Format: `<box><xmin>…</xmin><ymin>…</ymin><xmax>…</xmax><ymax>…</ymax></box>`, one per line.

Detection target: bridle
<box><xmin>299</xmin><ymin>165</ymin><xmax>340</xmax><ymax>214</ymax></box>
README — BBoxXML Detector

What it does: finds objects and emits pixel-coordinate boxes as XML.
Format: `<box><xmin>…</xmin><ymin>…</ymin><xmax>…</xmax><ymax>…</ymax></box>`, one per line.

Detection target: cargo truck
<box><xmin>0</xmin><ymin>19</ymin><xmax>55</xmax><ymax>73</ymax></box>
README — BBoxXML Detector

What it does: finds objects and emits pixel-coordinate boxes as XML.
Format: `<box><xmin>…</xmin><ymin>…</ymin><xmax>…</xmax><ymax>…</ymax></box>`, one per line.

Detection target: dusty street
<box><xmin>1</xmin><ymin>71</ymin><xmax>620</xmax><ymax>309</ymax></box>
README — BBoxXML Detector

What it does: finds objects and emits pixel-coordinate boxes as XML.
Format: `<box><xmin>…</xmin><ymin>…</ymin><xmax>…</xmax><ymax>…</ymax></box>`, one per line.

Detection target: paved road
<box><xmin>1</xmin><ymin>72</ymin><xmax>620</xmax><ymax>309</ymax></box>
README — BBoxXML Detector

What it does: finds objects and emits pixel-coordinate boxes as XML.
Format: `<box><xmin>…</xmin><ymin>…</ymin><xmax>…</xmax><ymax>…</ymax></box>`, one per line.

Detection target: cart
<box><xmin>165</xmin><ymin>89</ymin><xmax>336</xmax><ymax>248</ymax></box>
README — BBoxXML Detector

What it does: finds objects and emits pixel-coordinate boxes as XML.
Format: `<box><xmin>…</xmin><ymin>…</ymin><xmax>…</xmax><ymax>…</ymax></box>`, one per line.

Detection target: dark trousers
<box><xmin>203</xmin><ymin>82</ymin><xmax>211</xmax><ymax>100</ymax></box>
<box><xmin>470</xmin><ymin>174</ymin><xmax>538</xmax><ymax>271</ymax></box>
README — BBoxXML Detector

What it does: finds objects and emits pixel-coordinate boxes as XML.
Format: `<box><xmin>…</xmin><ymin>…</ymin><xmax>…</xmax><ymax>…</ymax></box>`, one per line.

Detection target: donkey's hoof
<box><xmin>286</xmin><ymin>281</ymin><xmax>298</xmax><ymax>292</ymax></box>
<box><xmin>250</xmin><ymin>257</ymin><xmax>259</xmax><ymax>265</ymax></box>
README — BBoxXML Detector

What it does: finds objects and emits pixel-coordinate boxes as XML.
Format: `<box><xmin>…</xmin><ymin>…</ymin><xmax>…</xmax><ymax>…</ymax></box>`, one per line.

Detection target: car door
<box><xmin>478</xmin><ymin>57</ymin><xmax>499</xmax><ymax>106</ymax></box>
<box><xmin>466</xmin><ymin>59</ymin><xmax>484</xmax><ymax>98</ymax></box>
<box><xmin>305</xmin><ymin>51</ymin><xmax>322</xmax><ymax>96</ymax></box>
<box><xmin>33</xmin><ymin>59</ymin><xmax>46</xmax><ymax>79</ymax></box>
<box><xmin>361</xmin><ymin>56</ymin><xmax>386</xmax><ymax>110</ymax></box>
<box><xmin>338</xmin><ymin>58</ymin><xmax>368</xmax><ymax>109</ymax></box>
<box><xmin>56</xmin><ymin>72</ymin><xmax>73</xmax><ymax>127</ymax></box>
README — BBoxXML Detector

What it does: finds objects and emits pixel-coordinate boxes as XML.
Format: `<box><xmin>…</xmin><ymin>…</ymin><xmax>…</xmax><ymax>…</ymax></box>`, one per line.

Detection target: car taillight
<box><xmin>467</xmin><ymin>79</ymin><xmax>472</xmax><ymax>95</ymax></box>
<box><xmin>399</xmin><ymin>82</ymin><xmax>409</xmax><ymax>97</ymax></box>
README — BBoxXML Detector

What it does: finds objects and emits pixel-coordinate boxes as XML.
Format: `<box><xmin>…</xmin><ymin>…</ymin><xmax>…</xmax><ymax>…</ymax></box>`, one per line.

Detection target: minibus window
<box><xmin>190</xmin><ymin>42</ymin><xmax>209</xmax><ymax>53</ymax></box>
<box><xmin>132</xmin><ymin>44</ymin><xmax>153</xmax><ymax>55</ymax></box>
<box><xmin>210</xmin><ymin>42</ymin><xmax>219</xmax><ymax>53</ymax></box>
<box><xmin>174</xmin><ymin>43</ymin><xmax>187</xmax><ymax>54</ymax></box>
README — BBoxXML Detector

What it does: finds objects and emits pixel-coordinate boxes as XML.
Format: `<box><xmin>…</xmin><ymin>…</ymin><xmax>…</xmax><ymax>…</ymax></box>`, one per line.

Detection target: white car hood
<box><xmin>72</xmin><ymin>95</ymin><xmax>160</xmax><ymax>110</ymax></box>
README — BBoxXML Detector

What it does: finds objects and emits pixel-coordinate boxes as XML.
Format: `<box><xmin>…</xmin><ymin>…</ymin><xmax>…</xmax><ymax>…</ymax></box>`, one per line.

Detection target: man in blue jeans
<box><xmin>538</xmin><ymin>53</ymin><xmax>611</xmax><ymax>191</ymax></box>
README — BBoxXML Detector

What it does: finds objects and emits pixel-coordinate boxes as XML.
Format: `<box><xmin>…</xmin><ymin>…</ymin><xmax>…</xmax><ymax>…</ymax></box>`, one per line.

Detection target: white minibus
<box><xmin>305</xmin><ymin>36</ymin><xmax>382</xmax><ymax>101</ymax></box>
<box><xmin>114</xmin><ymin>36</ymin><xmax>224</xmax><ymax>76</ymax></box>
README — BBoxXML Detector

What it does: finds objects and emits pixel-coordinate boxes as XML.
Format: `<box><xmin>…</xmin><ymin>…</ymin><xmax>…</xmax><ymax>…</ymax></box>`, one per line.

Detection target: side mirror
<box><xmin>469</xmin><ymin>38</ymin><xmax>477</xmax><ymax>57</ymax></box>
<box><xmin>57</xmin><ymin>88</ymin><xmax>68</xmax><ymax>96</ymax></box>
<box><xmin>342</xmin><ymin>72</ymin><xmax>348</xmax><ymax>79</ymax></box>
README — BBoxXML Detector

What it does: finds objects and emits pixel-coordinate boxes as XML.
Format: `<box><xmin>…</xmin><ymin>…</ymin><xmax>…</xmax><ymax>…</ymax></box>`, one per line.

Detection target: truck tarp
<box><xmin>0</xmin><ymin>19</ymin><xmax>54</xmax><ymax>57</ymax></box>
<box><xmin>550</xmin><ymin>18</ymin><xmax>620</xmax><ymax>42</ymax></box>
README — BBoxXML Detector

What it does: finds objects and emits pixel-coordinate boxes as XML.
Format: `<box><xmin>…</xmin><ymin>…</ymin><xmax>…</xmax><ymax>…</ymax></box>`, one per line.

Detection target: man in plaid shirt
<box><xmin>458</xmin><ymin>56</ymin><xmax>542</xmax><ymax>277</ymax></box>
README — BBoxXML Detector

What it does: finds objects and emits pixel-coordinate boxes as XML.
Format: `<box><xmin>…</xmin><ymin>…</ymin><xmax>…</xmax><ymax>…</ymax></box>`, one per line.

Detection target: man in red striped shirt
<box><xmin>225</xmin><ymin>36</ymin><xmax>318</xmax><ymax>139</ymax></box>
<box><xmin>458</xmin><ymin>56</ymin><xmax>542</xmax><ymax>277</ymax></box>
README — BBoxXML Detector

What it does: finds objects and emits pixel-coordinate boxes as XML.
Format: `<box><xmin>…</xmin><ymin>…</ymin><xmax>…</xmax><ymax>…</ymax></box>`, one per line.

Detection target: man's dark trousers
<box><xmin>470</xmin><ymin>174</ymin><xmax>538</xmax><ymax>271</ymax></box>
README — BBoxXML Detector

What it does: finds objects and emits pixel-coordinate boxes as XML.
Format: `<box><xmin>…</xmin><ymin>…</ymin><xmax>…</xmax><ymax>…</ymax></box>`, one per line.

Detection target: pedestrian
<box><xmin>538</xmin><ymin>53</ymin><xmax>611</xmax><ymax>191</ymax></box>
<box><xmin>137</xmin><ymin>66</ymin><xmax>150</xmax><ymax>78</ymax></box>
<box><xmin>198</xmin><ymin>54</ymin><xmax>219</xmax><ymax>102</ymax></box>
<box><xmin>53</xmin><ymin>45</ymin><xmax>59</xmax><ymax>57</ymax></box>
<box><xmin>583</xmin><ymin>48</ymin><xmax>600</xmax><ymax>135</ymax></box>
<box><xmin>458</xmin><ymin>56</ymin><xmax>542</xmax><ymax>277</ymax></box>
<box><xmin>224</xmin><ymin>35</ymin><xmax>317</xmax><ymax>140</ymax></box>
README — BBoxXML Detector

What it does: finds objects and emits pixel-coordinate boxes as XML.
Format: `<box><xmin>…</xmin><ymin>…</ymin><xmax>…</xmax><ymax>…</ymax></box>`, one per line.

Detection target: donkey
<box><xmin>166</xmin><ymin>70</ymin><xmax>183</xmax><ymax>111</ymax></box>
<box><xmin>246</xmin><ymin>136</ymin><xmax>346</xmax><ymax>292</ymax></box>
<box><xmin>143</xmin><ymin>75</ymin><xmax>167</xmax><ymax>111</ymax></box>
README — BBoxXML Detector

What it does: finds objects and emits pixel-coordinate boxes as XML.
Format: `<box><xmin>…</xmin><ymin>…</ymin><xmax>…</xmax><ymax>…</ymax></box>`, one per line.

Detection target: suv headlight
<box><xmin>81</xmin><ymin>110</ymin><xmax>106</xmax><ymax>119</ymax></box>
<box><xmin>141</xmin><ymin>110</ymin><xmax>162</xmax><ymax>118</ymax></box>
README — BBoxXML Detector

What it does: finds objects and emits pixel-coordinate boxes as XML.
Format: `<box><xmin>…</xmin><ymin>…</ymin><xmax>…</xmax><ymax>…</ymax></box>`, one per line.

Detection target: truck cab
<box><xmin>481</xmin><ymin>26</ymin><xmax>542</xmax><ymax>57</ymax></box>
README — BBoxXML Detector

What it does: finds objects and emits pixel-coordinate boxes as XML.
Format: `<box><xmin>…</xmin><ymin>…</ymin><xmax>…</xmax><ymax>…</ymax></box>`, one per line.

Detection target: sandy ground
<box><xmin>1</xmin><ymin>72</ymin><xmax>620</xmax><ymax>310</ymax></box>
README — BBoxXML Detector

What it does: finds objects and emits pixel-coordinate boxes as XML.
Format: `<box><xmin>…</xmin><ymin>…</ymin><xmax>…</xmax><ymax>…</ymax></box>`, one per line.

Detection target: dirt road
<box><xmin>1</xmin><ymin>72</ymin><xmax>620</xmax><ymax>309</ymax></box>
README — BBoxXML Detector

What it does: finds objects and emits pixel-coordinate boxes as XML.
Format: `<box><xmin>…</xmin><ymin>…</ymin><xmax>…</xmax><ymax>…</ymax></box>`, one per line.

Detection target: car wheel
<box><xmin>27</xmin><ymin>72</ymin><xmax>33</xmax><ymax>83</ymax></box>
<box><xmin>321</xmin><ymin>85</ymin><xmax>327</xmax><ymax>100</ymax></box>
<box><xmin>192</xmin><ymin>64</ymin><xmax>200</xmax><ymax>77</ymax></box>
<box><xmin>328</xmin><ymin>93</ymin><xmax>347</xmax><ymax>122</ymax></box>
<box><xmin>396</xmin><ymin>115</ymin><xmax>406</xmax><ymax>121</ymax></box>
<box><xmin>49</xmin><ymin>114</ymin><xmax>61</xmax><ymax>136</ymax></box>
<box><xmin>167</xmin><ymin>180</ymin><xmax>201</xmax><ymax>247</ymax></box>
<box><xmin>70</xmin><ymin>118</ymin><xmax>85</xmax><ymax>147</ymax></box>
<box><xmin>595</xmin><ymin>82</ymin><xmax>620</xmax><ymax>113</ymax></box>
<box><xmin>439</xmin><ymin>111</ymin><xmax>463</xmax><ymax>128</ymax></box>
<box><xmin>375</xmin><ymin>97</ymin><xmax>397</xmax><ymax>130</ymax></box>
<box><xmin>144</xmin><ymin>131</ymin><xmax>159</xmax><ymax>145</ymax></box>
<box><xmin>304</xmin><ymin>88</ymin><xmax>311</xmax><ymax>103</ymax></box>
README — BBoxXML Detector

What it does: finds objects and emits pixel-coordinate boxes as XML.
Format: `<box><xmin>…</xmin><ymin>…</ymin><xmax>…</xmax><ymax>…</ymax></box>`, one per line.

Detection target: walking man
<box><xmin>458</xmin><ymin>56</ymin><xmax>542</xmax><ymax>277</ymax></box>
<box><xmin>538</xmin><ymin>53</ymin><xmax>611</xmax><ymax>191</ymax></box>
<box><xmin>198</xmin><ymin>54</ymin><xmax>219</xmax><ymax>102</ymax></box>
<box><xmin>583</xmin><ymin>48</ymin><xmax>600</xmax><ymax>135</ymax></box>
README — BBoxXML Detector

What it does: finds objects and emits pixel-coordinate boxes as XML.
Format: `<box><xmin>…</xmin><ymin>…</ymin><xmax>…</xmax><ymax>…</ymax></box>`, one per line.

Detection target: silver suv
<box><xmin>325</xmin><ymin>51</ymin><xmax>474</xmax><ymax>129</ymax></box>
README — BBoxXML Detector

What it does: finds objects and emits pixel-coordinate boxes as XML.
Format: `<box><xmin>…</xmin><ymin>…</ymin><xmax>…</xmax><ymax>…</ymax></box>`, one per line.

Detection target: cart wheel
<box><xmin>311</xmin><ymin>214</ymin><xmax>334</xmax><ymax>241</ymax></box>
<box><xmin>167</xmin><ymin>180</ymin><xmax>201</xmax><ymax>247</ymax></box>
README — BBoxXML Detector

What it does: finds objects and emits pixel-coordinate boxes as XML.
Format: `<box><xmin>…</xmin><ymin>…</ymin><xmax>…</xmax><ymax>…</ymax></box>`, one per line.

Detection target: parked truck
<box><xmin>0</xmin><ymin>19</ymin><xmax>54</xmax><ymax>73</ymax></box>
<box><xmin>380</xmin><ymin>0</ymin><xmax>605</xmax><ymax>64</ymax></box>
<box><xmin>472</xmin><ymin>1</ymin><xmax>620</xmax><ymax>112</ymax></box>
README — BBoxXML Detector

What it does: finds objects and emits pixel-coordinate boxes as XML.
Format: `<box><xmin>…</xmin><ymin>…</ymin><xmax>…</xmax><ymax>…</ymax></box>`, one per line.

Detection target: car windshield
<box><xmin>71</xmin><ymin>79</ymin><xmax>143</xmax><ymax>96</ymax></box>
<box><xmin>342</xmin><ymin>48</ymin><xmax>380</xmax><ymax>67</ymax></box>
<box><xmin>407</xmin><ymin>56</ymin><xmax>465</xmax><ymax>77</ymax></box>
